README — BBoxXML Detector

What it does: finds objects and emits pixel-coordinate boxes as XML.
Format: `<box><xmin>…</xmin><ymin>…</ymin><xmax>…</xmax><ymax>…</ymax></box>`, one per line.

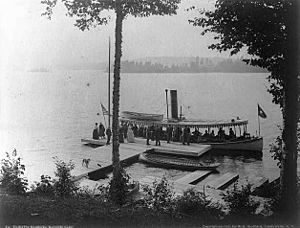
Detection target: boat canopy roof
<box><xmin>120</xmin><ymin>117</ymin><xmax>248</xmax><ymax>128</ymax></box>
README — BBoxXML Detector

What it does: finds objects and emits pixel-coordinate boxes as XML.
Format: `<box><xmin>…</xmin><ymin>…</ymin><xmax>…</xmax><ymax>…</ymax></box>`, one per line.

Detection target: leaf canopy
<box><xmin>42</xmin><ymin>0</ymin><xmax>180</xmax><ymax>30</ymax></box>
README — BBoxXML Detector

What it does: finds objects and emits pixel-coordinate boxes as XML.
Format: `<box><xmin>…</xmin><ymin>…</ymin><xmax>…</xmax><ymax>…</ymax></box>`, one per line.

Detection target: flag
<box><xmin>258</xmin><ymin>104</ymin><xmax>267</xmax><ymax>118</ymax></box>
<box><xmin>101</xmin><ymin>103</ymin><xmax>109</xmax><ymax>116</ymax></box>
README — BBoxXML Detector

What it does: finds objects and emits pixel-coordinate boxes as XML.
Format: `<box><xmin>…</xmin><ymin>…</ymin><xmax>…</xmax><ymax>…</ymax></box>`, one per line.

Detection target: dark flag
<box><xmin>258</xmin><ymin>104</ymin><xmax>267</xmax><ymax>118</ymax></box>
<box><xmin>101</xmin><ymin>103</ymin><xmax>109</xmax><ymax>116</ymax></box>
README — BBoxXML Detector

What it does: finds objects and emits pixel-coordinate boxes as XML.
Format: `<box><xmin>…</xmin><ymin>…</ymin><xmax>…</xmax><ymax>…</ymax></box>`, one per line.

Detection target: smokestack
<box><xmin>170</xmin><ymin>90</ymin><xmax>178</xmax><ymax>119</ymax></box>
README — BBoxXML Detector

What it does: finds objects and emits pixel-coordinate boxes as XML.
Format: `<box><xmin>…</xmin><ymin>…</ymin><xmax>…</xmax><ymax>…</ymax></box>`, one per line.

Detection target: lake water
<box><xmin>0</xmin><ymin>70</ymin><xmax>284</xmax><ymax>184</ymax></box>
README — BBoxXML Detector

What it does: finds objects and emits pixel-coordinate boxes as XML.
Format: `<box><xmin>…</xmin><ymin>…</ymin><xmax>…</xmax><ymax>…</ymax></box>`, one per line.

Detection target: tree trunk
<box><xmin>112</xmin><ymin>1</ymin><xmax>123</xmax><ymax>174</ymax></box>
<box><xmin>280</xmin><ymin>0</ymin><xmax>299</xmax><ymax>221</ymax></box>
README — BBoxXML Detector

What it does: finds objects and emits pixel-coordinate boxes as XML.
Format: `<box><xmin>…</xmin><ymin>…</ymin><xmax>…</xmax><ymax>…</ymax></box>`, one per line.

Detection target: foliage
<box><xmin>42</xmin><ymin>0</ymin><xmax>181</xmax><ymax>29</ymax></box>
<box><xmin>175</xmin><ymin>188</ymin><xmax>224</xmax><ymax>220</ymax></box>
<box><xmin>32</xmin><ymin>175</ymin><xmax>55</xmax><ymax>197</ymax></box>
<box><xmin>269</xmin><ymin>127</ymin><xmax>283</xmax><ymax>168</ymax></box>
<box><xmin>222</xmin><ymin>183</ymin><xmax>260</xmax><ymax>217</ymax></box>
<box><xmin>142</xmin><ymin>176</ymin><xmax>175</xmax><ymax>213</ymax></box>
<box><xmin>0</xmin><ymin>150</ymin><xmax>28</xmax><ymax>195</ymax></box>
<box><xmin>52</xmin><ymin>157</ymin><xmax>78</xmax><ymax>198</ymax></box>
<box><xmin>108</xmin><ymin>164</ymin><xmax>131</xmax><ymax>205</ymax></box>
<box><xmin>189</xmin><ymin>0</ymin><xmax>295</xmax><ymax>108</ymax></box>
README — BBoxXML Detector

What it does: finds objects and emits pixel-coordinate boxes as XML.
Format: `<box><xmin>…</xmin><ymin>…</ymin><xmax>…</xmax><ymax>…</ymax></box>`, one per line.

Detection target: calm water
<box><xmin>0</xmin><ymin>70</ymin><xmax>283</xmax><ymax>184</ymax></box>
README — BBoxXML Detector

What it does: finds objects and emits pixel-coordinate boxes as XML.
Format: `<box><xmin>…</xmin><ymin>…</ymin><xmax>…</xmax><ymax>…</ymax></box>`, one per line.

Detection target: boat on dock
<box><xmin>81</xmin><ymin>138</ymin><xmax>106</xmax><ymax>146</ymax></box>
<box><xmin>139</xmin><ymin>151</ymin><xmax>220</xmax><ymax>171</ymax></box>
<box><xmin>119</xmin><ymin>89</ymin><xmax>265</xmax><ymax>153</ymax></box>
<box><xmin>120</xmin><ymin>117</ymin><xmax>263</xmax><ymax>152</ymax></box>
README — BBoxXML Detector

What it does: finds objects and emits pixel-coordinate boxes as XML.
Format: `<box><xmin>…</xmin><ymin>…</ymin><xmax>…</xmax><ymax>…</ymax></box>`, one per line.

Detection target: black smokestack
<box><xmin>170</xmin><ymin>90</ymin><xmax>178</xmax><ymax>119</ymax></box>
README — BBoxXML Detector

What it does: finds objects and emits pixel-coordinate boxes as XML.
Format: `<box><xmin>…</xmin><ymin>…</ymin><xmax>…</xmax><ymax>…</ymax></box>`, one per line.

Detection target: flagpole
<box><xmin>108</xmin><ymin>36</ymin><xmax>111</xmax><ymax>129</ymax></box>
<box><xmin>257</xmin><ymin>103</ymin><xmax>260</xmax><ymax>136</ymax></box>
<box><xmin>258</xmin><ymin>112</ymin><xmax>261</xmax><ymax>136</ymax></box>
<box><xmin>102</xmin><ymin>108</ymin><xmax>107</xmax><ymax>129</ymax></box>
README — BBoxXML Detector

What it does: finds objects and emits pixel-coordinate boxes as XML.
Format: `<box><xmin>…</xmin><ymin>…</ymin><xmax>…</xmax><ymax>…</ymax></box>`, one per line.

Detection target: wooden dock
<box><xmin>175</xmin><ymin>170</ymin><xmax>213</xmax><ymax>185</ymax></box>
<box><xmin>138</xmin><ymin>175</ymin><xmax>224</xmax><ymax>203</ymax></box>
<box><xmin>74</xmin><ymin>137</ymin><xmax>212</xmax><ymax>181</ymax></box>
<box><xmin>150</xmin><ymin>144</ymin><xmax>211</xmax><ymax>157</ymax></box>
<box><xmin>206</xmin><ymin>172</ymin><xmax>239</xmax><ymax>190</ymax></box>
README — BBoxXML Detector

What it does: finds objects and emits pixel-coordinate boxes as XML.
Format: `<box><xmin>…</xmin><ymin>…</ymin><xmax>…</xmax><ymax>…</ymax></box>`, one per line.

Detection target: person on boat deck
<box><xmin>93</xmin><ymin>123</ymin><xmax>99</xmax><ymax>140</ymax></box>
<box><xmin>192</xmin><ymin>128</ymin><xmax>201</xmax><ymax>143</ymax></box>
<box><xmin>210</xmin><ymin>130</ymin><xmax>215</xmax><ymax>138</ymax></box>
<box><xmin>146</xmin><ymin>127</ymin><xmax>151</xmax><ymax>145</ymax></box>
<box><xmin>119</xmin><ymin>125</ymin><xmax>124</xmax><ymax>143</ymax></box>
<box><xmin>132</xmin><ymin>124</ymin><xmax>138</xmax><ymax>137</ymax></box>
<box><xmin>229</xmin><ymin>128</ymin><xmax>236</xmax><ymax>139</ymax></box>
<box><xmin>166</xmin><ymin>125</ymin><xmax>173</xmax><ymax>143</ymax></box>
<box><xmin>127</xmin><ymin>125</ymin><xmax>135</xmax><ymax>143</ymax></box>
<box><xmin>155</xmin><ymin>126</ymin><xmax>161</xmax><ymax>146</ymax></box>
<box><xmin>98</xmin><ymin>123</ymin><xmax>106</xmax><ymax>139</ymax></box>
<box><xmin>203</xmin><ymin>130</ymin><xmax>209</xmax><ymax>138</ymax></box>
<box><xmin>217</xmin><ymin>127</ymin><xmax>225</xmax><ymax>140</ymax></box>
<box><xmin>106</xmin><ymin>128</ymin><xmax>111</xmax><ymax>145</ymax></box>
<box><xmin>123</xmin><ymin>123</ymin><xmax>128</xmax><ymax>139</ymax></box>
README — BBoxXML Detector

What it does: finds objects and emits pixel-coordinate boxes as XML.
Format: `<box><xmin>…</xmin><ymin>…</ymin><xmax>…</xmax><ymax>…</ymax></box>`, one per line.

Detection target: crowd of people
<box><xmin>93</xmin><ymin>121</ymin><xmax>241</xmax><ymax>146</ymax></box>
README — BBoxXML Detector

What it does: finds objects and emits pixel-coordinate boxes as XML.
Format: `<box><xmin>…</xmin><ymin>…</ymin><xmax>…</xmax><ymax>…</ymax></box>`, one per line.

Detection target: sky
<box><xmin>0</xmin><ymin>0</ymin><xmax>234</xmax><ymax>70</ymax></box>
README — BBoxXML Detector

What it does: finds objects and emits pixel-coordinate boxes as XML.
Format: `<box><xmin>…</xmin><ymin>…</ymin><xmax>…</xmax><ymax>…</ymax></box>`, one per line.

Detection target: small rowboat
<box><xmin>121</xmin><ymin>111</ymin><xmax>164</xmax><ymax>121</ymax></box>
<box><xmin>139</xmin><ymin>151</ymin><xmax>220</xmax><ymax>171</ymax></box>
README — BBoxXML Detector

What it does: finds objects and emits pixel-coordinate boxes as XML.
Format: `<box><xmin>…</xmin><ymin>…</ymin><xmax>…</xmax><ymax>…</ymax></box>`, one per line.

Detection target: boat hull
<box><xmin>139</xmin><ymin>152</ymin><xmax>220</xmax><ymax>171</ymax></box>
<box><xmin>200</xmin><ymin>137</ymin><xmax>263</xmax><ymax>152</ymax></box>
<box><xmin>81</xmin><ymin>138</ymin><xmax>106</xmax><ymax>146</ymax></box>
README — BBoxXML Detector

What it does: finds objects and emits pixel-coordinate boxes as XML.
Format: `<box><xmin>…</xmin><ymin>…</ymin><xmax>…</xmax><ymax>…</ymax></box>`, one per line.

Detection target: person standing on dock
<box><xmin>186</xmin><ymin>126</ymin><xmax>191</xmax><ymax>146</ymax></box>
<box><xmin>98</xmin><ymin>123</ymin><xmax>105</xmax><ymax>139</ymax></box>
<box><xmin>146</xmin><ymin>126</ymin><xmax>151</xmax><ymax>145</ymax></box>
<box><xmin>93</xmin><ymin>123</ymin><xmax>99</xmax><ymax>140</ymax></box>
<box><xmin>106</xmin><ymin>128</ymin><xmax>111</xmax><ymax>145</ymax></box>
<box><xmin>155</xmin><ymin>126</ymin><xmax>161</xmax><ymax>146</ymax></box>
<box><xmin>127</xmin><ymin>125</ymin><xmax>135</xmax><ymax>143</ymax></box>
<box><xmin>166</xmin><ymin>125</ymin><xmax>173</xmax><ymax>143</ymax></box>
<box><xmin>119</xmin><ymin>125</ymin><xmax>124</xmax><ymax>143</ymax></box>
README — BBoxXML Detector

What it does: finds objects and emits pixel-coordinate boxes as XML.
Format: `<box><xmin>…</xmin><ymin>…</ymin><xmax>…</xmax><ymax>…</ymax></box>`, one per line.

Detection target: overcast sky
<box><xmin>0</xmin><ymin>0</ymin><xmax>235</xmax><ymax>70</ymax></box>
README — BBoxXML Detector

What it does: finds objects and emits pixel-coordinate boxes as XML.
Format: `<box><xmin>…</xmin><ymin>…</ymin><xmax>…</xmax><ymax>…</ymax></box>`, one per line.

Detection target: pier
<box><xmin>73</xmin><ymin>137</ymin><xmax>212</xmax><ymax>181</ymax></box>
<box><xmin>175</xmin><ymin>170</ymin><xmax>213</xmax><ymax>185</ymax></box>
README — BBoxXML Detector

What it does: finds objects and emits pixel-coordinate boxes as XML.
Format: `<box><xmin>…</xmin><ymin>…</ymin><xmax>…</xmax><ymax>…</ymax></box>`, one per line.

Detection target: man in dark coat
<box><xmin>93</xmin><ymin>123</ymin><xmax>99</xmax><ymax>140</ymax></box>
<box><xmin>155</xmin><ymin>126</ymin><xmax>161</xmax><ymax>146</ymax></box>
<box><xmin>106</xmin><ymin>128</ymin><xmax>111</xmax><ymax>145</ymax></box>
<box><xmin>146</xmin><ymin>126</ymin><xmax>151</xmax><ymax>145</ymax></box>
<box><xmin>166</xmin><ymin>125</ymin><xmax>173</xmax><ymax>143</ymax></box>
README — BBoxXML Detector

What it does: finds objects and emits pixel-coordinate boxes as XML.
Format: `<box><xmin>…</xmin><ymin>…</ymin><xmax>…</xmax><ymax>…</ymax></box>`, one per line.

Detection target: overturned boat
<box><xmin>139</xmin><ymin>151</ymin><xmax>220</xmax><ymax>171</ymax></box>
<box><xmin>121</xmin><ymin>111</ymin><xmax>164</xmax><ymax>121</ymax></box>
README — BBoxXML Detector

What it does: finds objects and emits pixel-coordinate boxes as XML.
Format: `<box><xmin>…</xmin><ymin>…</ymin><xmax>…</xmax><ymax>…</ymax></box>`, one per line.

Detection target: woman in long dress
<box><xmin>127</xmin><ymin>125</ymin><xmax>135</xmax><ymax>143</ymax></box>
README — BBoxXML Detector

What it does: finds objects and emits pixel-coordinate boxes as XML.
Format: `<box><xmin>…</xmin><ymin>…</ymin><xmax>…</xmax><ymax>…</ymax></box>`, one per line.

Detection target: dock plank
<box><xmin>151</xmin><ymin>144</ymin><xmax>211</xmax><ymax>157</ymax></box>
<box><xmin>250</xmin><ymin>177</ymin><xmax>269</xmax><ymax>193</ymax></box>
<box><xmin>206</xmin><ymin>172</ymin><xmax>239</xmax><ymax>190</ymax></box>
<box><xmin>175</xmin><ymin>170</ymin><xmax>212</xmax><ymax>185</ymax></box>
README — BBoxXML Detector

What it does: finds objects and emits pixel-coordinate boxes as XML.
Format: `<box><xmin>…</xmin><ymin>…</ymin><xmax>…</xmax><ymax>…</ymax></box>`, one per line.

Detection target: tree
<box><xmin>190</xmin><ymin>0</ymin><xmax>299</xmax><ymax>220</ymax></box>
<box><xmin>42</xmin><ymin>0</ymin><xmax>180</xmax><ymax>204</ymax></box>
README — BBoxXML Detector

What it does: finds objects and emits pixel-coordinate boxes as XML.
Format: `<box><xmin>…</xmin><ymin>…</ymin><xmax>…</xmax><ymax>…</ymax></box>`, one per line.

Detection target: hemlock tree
<box><xmin>190</xmin><ymin>0</ymin><xmax>299</xmax><ymax>220</ymax></box>
<box><xmin>42</xmin><ymin>0</ymin><xmax>180</xmax><ymax>204</ymax></box>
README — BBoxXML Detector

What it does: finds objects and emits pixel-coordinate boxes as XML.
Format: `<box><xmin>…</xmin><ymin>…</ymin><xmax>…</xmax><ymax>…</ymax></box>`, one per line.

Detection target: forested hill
<box><xmin>120</xmin><ymin>57</ymin><xmax>266</xmax><ymax>73</ymax></box>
